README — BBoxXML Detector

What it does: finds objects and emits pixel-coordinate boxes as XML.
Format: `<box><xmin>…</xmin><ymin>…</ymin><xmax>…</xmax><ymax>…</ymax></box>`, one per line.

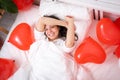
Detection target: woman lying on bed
<box><xmin>28</xmin><ymin>15</ymin><xmax>78</xmax><ymax>80</ymax></box>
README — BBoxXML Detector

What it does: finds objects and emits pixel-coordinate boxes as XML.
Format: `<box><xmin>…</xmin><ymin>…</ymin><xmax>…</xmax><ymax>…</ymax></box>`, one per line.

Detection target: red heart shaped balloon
<box><xmin>8</xmin><ymin>23</ymin><xmax>34</xmax><ymax>50</ymax></box>
<box><xmin>13</xmin><ymin>0</ymin><xmax>34</xmax><ymax>10</ymax></box>
<box><xmin>74</xmin><ymin>37</ymin><xmax>106</xmax><ymax>64</ymax></box>
<box><xmin>0</xmin><ymin>58</ymin><xmax>15</xmax><ymax>80</ymax></box>
<box><xmin>114</xmin><ymin>45</ymin><xmax>120</xmax><ymax>58</ymax></box>
<box><xmin>96</xmin><ymin>18</ymin><xmax>120</xmax><ymax>45</ymax></box>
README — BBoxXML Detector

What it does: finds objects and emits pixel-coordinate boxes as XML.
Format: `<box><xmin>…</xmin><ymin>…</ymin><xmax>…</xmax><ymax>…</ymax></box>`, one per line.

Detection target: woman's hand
<box><xmin>65</xmin><ymin>16</ymin><xmax>75</xmax><ymax>30</ymax></box>
<box><xmin>35</xmin><ymin>17</ymin><xmax>45</xmax><ymax>32</ymax></box>
<box><xmin>36</xmin><ymin>17</ymin><xmax>67</xmax><ymax>32</ymax></box>
<box><xmin>65</xmin><ymin>16</ymin><xmax>74</xmax><ymax>24</ymax></box>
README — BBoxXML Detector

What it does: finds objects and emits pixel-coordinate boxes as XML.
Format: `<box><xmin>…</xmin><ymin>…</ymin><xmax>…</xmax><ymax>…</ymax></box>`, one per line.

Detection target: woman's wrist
<box><xmin>35</xmin><ymin>23</ymin><xmax>44</xmax><ymax>32</ymax></box>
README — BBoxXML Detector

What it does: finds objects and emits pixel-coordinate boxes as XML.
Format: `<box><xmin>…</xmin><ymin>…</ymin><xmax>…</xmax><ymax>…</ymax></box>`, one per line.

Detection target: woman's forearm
<box><xmin>65</xmin><ymin>16</ymin><xmax>76</xmax><ymax>48</ymax></box>
<box><xmin>42</xmin><ymin>17</ymin><xmax>67</xmax><ymax>27</ymax></box>
<box><xmin>65</xmin><ymin>23</ymin><xmax>75</xmax><ymax>48</ymax></box>
<box><xmin>35</xmin><ymin>17</ymin><xmax>67</xmax><ymax>32</ymax></box>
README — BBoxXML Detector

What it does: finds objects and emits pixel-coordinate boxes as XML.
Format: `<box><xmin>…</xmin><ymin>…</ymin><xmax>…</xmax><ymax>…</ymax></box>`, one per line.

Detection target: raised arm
<box><xmin>35</xmin><ymin>16</ymin><xmax>76</xmax><ymax>48</ymax></box>
<box><xmin>35</xmin><ymin>17</ymin><xmax>67</xmax><ymax>32</ymax></box>
<box><xmin>65</xmin><ymin>16</ymin><xmax>76</xmax><ymax>48</ymax></box>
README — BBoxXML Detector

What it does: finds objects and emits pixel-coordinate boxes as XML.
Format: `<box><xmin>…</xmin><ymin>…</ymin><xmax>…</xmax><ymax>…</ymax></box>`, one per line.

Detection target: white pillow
<box><xmin>39</xmin><ymin>1</ymin><xmax>92</xmax><ymax>20</ymax></box>
<box><xmin>74</xmin><ymin>20</ymin><xmax>92</xmax><ymax>47</ymax></box>
<box><xmin>38</xmin><ymin>1</ymin><xmax>92</xmax><ymax>46</ymax></box>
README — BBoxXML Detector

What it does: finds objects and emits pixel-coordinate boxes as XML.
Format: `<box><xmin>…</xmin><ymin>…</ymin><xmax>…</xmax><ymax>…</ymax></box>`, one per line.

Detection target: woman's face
<box><xmin>45</xmin><ymin>25</ymin><xmax>59</xmax><ymax>41</ymax></box>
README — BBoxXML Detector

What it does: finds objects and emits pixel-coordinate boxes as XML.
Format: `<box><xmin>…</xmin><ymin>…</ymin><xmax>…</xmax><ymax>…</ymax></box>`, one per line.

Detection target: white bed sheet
<box><xmin>0</xmin><ymin>5</ymin><xmax>40</xmax><ymax>68</ymax></box>
<box><xmin>0</xmin><ymin>5</ymin><xmax>120</xmax><ymax>80</ymax></box>
<box><xmin>83</xmin><ymin>20</ymin><xmax>120</xmax><ymax>80</ymax></box>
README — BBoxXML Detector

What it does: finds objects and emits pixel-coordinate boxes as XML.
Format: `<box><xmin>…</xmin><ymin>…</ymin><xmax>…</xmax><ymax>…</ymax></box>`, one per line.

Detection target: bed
<box><xmin>0</xmin><ymin>0</ymin><xmax>120</xmax><ymax>80</ymax></box>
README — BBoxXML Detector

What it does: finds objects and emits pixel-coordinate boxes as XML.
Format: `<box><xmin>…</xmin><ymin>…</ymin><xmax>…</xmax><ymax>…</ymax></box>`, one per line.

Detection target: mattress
<box><xmin>0</xmin><ymin>4</ymin><xmax>120</xmax><ymax>80</ymax></box>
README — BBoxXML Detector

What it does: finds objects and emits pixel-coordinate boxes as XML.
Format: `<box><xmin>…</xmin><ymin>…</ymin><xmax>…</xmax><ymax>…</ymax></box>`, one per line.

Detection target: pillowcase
<box><xmin>74</xmin><ymin>20</ymin><xmax>92</xmax><ymax>47</ymax></box>
<box><xmin>39</xmin><ymin>1</ymin><xmax>93</xmax><ymax>49</ymax></box>
<box><xmin>39</xmin><ymin>1</ymin><xmax>92</xmax><ymax>37</ymax></box>
<box><xmin>39</xmin><ymin>1</ymin><xmax>92</xmax><ymax>20</ymax></box>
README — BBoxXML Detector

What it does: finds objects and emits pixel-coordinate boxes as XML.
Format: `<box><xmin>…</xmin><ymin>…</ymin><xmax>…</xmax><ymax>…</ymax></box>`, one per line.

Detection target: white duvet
<box><xmin>28</xmin><ymin>40</ymin><xmax>75</xmax><ymax>80</ymax></box>
<box><xmin>8</xmin><ymin>40</ymin><xmax>94</xmax><ymax>80</ymax></box>
<box><xmin>9</xmin><ymin>40</ymin><xmax>93</xmax><ymax>80</ymax></box>
<box><xmin>7</xmin><ymin>41</ymin><xmax>74</xmax><ymax>80</ymax></box>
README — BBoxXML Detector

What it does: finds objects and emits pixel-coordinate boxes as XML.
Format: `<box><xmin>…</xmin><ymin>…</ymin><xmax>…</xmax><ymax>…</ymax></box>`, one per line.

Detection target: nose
<box><xmin>46</xmin><ymin>25</ymin><xmax>52</xmax><ymax>33</ymax></box>
<box><xmin>47</xmin><ymin>29</ymin><xmax>52</xmax><ymax>33</ymax></box>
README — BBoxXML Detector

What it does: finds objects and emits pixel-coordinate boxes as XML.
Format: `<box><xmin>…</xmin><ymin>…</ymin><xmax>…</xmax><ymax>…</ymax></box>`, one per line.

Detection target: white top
<box><xmin>28</xmin><ymin>28</ymin><xmax>75</xmax><ymax>80</ymax></box>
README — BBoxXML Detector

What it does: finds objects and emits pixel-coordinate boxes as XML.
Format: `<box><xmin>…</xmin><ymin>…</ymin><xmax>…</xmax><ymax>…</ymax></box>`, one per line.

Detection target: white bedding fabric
<box><xmin>0</xmin><ymin>4</ymin><xmax>120</xmax><ymax>80</ymax></box>
<box><xmin>84</xmin><ymin>20</ymin><xmax>120</xmax><ymax>80</ymax></box>
<box><xmin>0</xmin><ymin>5</ymin><xmax>40</xmax><ymax>69</ymax></box>
<box><xmin>39</xmin><ymin>1</ymin><xmax>92</xmax><ymax>20</ymax></box>
<box><xmin>28</xmin><ymin>40</ymin><xmax>74</xmax><ymax>80</ymax></box>
<box><xmin>38</xmin><ymin>0</ymin><xmax>93</xmax><ymax>50</ymax></box>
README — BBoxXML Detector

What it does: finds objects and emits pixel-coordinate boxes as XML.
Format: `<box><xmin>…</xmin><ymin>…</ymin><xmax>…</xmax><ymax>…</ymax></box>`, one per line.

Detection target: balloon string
<box><xmin>24</xmin><ymin>51</ymin><xmax>29</xmax><ymax>62</ymax></box>
<box><xmin>21</xmin><ymin>50</ymin><xmax>31</xmax><ymax>68</ymax></box>
<box><xmin>119</xmin><ymin>59</ymin><xmax>120</xmax><ymax>68</ymax></box>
